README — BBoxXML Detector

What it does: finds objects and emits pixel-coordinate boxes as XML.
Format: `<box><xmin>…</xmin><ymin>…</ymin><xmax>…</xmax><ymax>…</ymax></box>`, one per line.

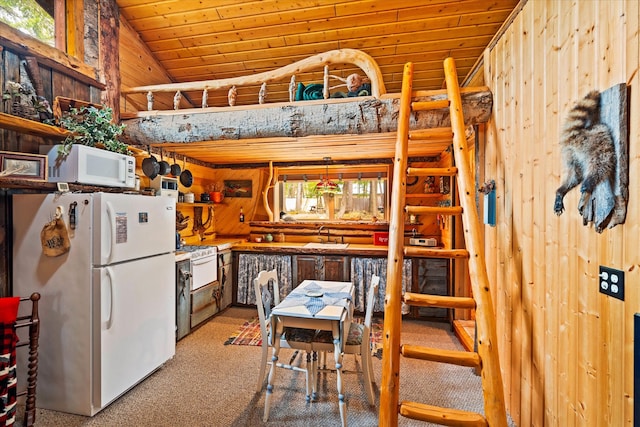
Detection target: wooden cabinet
<box><xmin>411</xmin><ymin>258</ymin><xmax>449</xmax><ymax>320</ymax></box>
<box><xmin>218</xmin><ymin>249</ymin><xmax>233</xmax><ymax>310</ymax></box>
<box><xmin>350</xmin><ymin>257</ymin><xmax>412</xmax><ymax>314</ymax></box>
<box><xmin>175</xmin><ymin>259</ymin><xmax>191</xmax><ymax>341</ymax></box>
<box><xmin>234</xmin><ymin>253</ymin><xmax>293</xmax><ymax>305</ymax></box>
<box><xmin>190</xmin><ymin>281</ymin><xmax>221</xmax><ymax>329</ymax></box>
<box><xmin>293</xmin><ymin>254</ymin><xmax>350</xmax><ymax>284</ymax></box>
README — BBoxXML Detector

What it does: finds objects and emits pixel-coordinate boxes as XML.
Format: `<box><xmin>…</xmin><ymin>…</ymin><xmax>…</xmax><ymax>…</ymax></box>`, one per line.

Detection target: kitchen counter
<box><xmin>175</xmin><ymin>237</ymin><xmax>246</xmax><ymax>261</ymax></box>
<box><xmin>231</xmin><ymin>241</ymin><xmax>389</xmax><ymax>256</ymax></box>
<box><xmin>175</xmin><ymin>251</ymin><xmax>191</xmax><ymax>262</ymax></box>
<box><xmin>176</xmin><ymin>237</ymin><xmax>390</xmax><ymax>259</ymax></box>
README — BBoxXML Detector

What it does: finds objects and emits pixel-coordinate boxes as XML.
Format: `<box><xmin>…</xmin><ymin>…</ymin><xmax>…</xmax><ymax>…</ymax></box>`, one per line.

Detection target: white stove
<box><xmin>179</xmin><ymin>245</ymin><xmax>218</xmax><ymax>289</ymax></box>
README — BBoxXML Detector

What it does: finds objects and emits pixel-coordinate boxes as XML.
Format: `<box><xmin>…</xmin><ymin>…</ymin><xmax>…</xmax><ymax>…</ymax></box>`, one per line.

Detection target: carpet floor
<box><xmin>224</xmin><ymin>316</ymin><xmax>384</xmax><ymax>358</ymax></box>
<box><xmin>16</xmin><ymin>307</ymin><xmax>515</xmax><ymax>427</ymax></box>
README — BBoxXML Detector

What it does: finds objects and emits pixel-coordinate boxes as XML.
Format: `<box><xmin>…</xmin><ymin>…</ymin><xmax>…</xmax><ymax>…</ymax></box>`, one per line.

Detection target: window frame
<box><xmin>274</xmin><ymin>164</ymin><xmax>390</xmax><ymax>223</ymax></box>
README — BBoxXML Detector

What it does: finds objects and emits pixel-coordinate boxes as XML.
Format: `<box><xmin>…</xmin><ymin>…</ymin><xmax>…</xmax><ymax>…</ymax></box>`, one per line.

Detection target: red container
<box><xmin>373</xmin><ymin>232</ymin><xmax>389</xmax><ymax>246</ymax></box>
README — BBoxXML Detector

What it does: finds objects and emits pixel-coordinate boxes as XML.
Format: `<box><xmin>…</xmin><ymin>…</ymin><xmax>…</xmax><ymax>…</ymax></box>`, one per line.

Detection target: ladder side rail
<box><xmin>443</xmin><ymin>57</ymin><xmax>507</xmax><ymax>426</ymax></box>
<box><xmin>379</xmin><ymin>61</ymin><xmax>414</xmax><ymax>427</ymax></box>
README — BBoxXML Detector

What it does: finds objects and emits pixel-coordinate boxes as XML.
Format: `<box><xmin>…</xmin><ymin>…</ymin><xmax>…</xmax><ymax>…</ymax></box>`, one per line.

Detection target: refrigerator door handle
<box><xmin>104</xmin><ymin>267</ymin><xmax>114</xmax><ymax>330</ymax></box>
<box><xmin>105</xmin><ymin>202</ymin><xmax>116</xmax><ymax>264</ymax></box>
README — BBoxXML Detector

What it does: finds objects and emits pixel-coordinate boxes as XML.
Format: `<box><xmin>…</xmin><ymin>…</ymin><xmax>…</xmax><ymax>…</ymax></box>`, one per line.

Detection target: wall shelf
<box><xmin>405</xmin><ymin>193</ymin><xmax>442</xmax><ymax>199</ymax></box>
<box><xmin>177</xmin><ymin>202</ymin><xmax>216</xmax><ymax>208</ymax></box>
<box><xmin>0</xmin><ymin>177</ymin><xmax>127</xmax><ymax>192</ymax></box>
<box><xmin>0</xmin><ymin>113</ymin><xmax>69</xmax><ymax>140</ymax></box>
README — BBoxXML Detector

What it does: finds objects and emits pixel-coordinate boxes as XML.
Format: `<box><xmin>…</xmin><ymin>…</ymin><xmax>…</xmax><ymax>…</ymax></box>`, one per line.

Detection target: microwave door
<box><xmin>84</xmin><ymin>151</ymin><xmax>123</xmax><ymax>186</ymax></box>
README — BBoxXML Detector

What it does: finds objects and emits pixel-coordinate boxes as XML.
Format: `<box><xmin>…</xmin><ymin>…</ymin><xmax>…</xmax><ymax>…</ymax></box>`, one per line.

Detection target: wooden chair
<box><xmin>15</xmin><ymin>293</ymin><xmax>40</xmax><ymax>427</ymax></box>
<box><xmin>312</xmin><ymin>274</ymin><xmax>380</xmax><ymax>405</ymax></box>
<box><xmin>254</xmin><ymin>269</ymin><xmax>315</xmax><ymax>400</ymax></box>
<box><xmin>0</xmin><ymin>293</ymin><xmax>40</xmax><ymax>427</ymax></box>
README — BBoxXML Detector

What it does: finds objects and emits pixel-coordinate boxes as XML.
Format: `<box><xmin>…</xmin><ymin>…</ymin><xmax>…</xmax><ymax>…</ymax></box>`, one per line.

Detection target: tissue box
<box><xmin>373</xmin><ymin>232</ymin><xmax>389</xmax><ymax>246</ymax></box>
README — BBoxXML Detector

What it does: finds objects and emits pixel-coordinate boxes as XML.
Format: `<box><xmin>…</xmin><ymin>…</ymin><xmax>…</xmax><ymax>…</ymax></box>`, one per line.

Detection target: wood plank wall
<box><xmin>481</xmin><ymin>1</ymin><xmax>638</xmax><ymax>425</ymax></box>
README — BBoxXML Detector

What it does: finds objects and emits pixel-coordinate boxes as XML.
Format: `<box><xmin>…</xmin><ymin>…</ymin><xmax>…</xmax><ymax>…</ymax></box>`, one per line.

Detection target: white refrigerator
<box><xmin>12</xmin><ymin>192</ymin><xmax>176</xmax><ymax>416</ymax></box>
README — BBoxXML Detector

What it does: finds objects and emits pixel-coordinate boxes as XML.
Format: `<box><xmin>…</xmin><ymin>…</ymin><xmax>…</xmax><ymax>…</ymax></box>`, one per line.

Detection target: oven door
<box><xmin>191</xmin><ymin>254</ymin><xmax>218</xmax><ymax>290</ymax></box>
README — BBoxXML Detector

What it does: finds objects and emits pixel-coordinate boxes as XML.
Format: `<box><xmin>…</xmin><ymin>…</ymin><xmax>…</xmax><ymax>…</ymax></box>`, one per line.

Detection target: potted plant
<box><xmin>56</xmin><ymin>105</ymin><xmax>129</xmax><ymax>155</ymax></box>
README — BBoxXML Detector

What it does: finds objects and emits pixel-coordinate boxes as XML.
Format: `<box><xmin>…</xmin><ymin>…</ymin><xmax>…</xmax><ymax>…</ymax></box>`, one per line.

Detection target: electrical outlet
<box><xmin>599</xmin><ymin>266</ymin><xmax>625</xmax><ymax>301</ymax></box>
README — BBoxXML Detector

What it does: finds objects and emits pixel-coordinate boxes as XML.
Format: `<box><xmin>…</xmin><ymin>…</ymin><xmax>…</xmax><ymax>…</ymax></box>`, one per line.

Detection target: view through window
<box><xmin>277</xmin><ymin>165</ymin><xmax>388</xmax><ymax>222</ymax></box>
<box><xmin>0</xmin><ymin>0</ymin><xmax>54</xmax><ymax>46</ymax></box>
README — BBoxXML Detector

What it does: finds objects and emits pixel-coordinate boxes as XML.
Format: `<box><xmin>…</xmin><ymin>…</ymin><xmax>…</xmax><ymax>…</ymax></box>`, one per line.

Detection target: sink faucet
<box><xmin>318</xmin><ymin>225</ymin><xmax>331</xmax><ymax>243</ymax></box>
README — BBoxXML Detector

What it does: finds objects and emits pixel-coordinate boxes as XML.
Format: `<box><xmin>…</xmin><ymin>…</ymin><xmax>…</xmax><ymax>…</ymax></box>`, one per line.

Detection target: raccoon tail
<box><xmin>562</xmin><ymin>90</ymin><xmax>601</xmax><ymax>134</ymax></box>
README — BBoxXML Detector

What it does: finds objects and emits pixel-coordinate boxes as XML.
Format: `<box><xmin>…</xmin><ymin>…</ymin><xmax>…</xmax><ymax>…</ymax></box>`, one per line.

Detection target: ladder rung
<box><xmin>406</xmin><ymin>206</ymin><xmax>462</xmax><ymax>215</ymax></box>
<box><xmin>411</xmin><ymin>99</ymin><xmax>450</xmax><ymax>111</ymax></box>
<box><xmin>408</xmin><ymin>127</ymin><xmax>453</xmax><ymax>141</ymax></box>
<box><xmin>404</xmin><ymin>246</ymin><xmax>469</xmax><ymax>259</ymax></box>
<box><xmin>401</xmin><ymin>344</ymin><xmax>481</xmax><ymax>368</ymax></box>
<box><xmin>407</xmin><ymin>166</ymin><xmax>457</xmax><ymax>177</ymax></box>
<box><xmin>399</xmin><ymin>401</ymin><xmax>488</xmax><ymax>426</ymax></box>
<box><xmin>403</xmin><ymin>292</ymin><xmax>476</xmax><ymax>309</ymax></box>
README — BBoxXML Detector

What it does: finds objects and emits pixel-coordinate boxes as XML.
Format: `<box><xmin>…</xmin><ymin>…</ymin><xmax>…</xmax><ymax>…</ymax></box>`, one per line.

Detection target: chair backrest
<box><xmin>253</xmin><ymin>269</ymin><xmax>280</xmax><ymax>345</ymax></box>
<box><xmin>364</xmin><ymin>274</ymin><xmax>380</xmax><ymax>328</ymax></box>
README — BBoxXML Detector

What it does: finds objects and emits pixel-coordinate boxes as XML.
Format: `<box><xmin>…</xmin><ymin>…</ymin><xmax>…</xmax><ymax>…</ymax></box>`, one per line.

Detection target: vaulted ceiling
<box><xmin>117</xmin><ymin>0</ymin><xmax>520</xmax><ymax>107</ymax></box>
<box><xmin>116</xmin><ymin>0</ymin><xmax>521</xmax><ymax>165</ymax></box>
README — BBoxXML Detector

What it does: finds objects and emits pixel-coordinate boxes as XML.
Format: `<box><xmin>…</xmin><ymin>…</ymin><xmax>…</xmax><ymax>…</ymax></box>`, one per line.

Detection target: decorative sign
<box><xmin>224</xmin><ymin>180</ymin><xmax>252</xmax><ymax>198</ymax></box>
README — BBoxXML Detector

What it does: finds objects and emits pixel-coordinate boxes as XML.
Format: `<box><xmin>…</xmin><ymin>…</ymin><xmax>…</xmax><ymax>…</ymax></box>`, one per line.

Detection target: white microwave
<box><xmin>44</xmin><ymin>144</ymin><xmax>136</xmax><ymax>188</ymax></box>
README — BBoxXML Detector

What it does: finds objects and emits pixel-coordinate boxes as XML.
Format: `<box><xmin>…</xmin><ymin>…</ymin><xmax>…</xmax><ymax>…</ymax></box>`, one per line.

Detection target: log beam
<box><xmin>122</xmin><ymin>87</ymin><xmax>492</xmax><ymax>145</ymax></box>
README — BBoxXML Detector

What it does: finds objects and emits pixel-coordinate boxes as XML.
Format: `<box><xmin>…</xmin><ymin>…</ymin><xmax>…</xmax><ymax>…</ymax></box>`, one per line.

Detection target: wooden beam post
<box><xmin>98</xmin><ymin>0</ymin><xmax>120</xmax><ymax>120</ymax></box>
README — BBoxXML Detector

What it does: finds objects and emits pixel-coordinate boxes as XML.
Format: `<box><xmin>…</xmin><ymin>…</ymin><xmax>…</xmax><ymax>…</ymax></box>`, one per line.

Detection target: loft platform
<box><xmin>121</xmin><ymin>49</ymin><xmax>493</xmax><ymax>165</ymax></box>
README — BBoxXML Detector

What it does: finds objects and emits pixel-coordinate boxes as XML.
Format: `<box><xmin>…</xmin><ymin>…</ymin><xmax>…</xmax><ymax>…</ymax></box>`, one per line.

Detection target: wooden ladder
<box><xmin>379</xmin><ymin>58</ymin><xmax>507</xmax><ymax>426</ymax></box>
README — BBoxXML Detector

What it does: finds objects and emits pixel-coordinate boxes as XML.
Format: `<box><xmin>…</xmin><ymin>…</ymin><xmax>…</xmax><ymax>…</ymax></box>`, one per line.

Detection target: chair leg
<box><xmin>305</xmin><ymin>351</ymin><xmax>312</xmax><ymax>401</ymax></box>
<box><xmin>311</xmin><ymin>351</ymin><xmax>318</xmax><ymax>400</ymax></box>
<box><xmin>257</xmin><ymin>342</ymin><xmax>268</xmax><ymax>392</ymax></box>
<box><xmin>361</xmin><ymin>342</ymin><xmax>375</xmax><ymax>405</ymax></box>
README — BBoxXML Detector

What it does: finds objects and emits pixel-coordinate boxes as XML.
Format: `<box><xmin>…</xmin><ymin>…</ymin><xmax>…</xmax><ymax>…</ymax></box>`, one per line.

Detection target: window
<box><xmin>0</xmin><ymin>0</ymin><xmax>54</xmax><ymax>46</ymax></box>
<box><xmin>276</xmin><ymin>165</ymin><xmax>389</xmax><ymax>222</ymax></box>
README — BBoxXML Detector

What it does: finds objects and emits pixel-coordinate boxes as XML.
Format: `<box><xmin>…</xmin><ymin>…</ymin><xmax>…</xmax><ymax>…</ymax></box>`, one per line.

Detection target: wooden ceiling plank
<box><xmin>128</xmin><ymin>5</ymin><xmax>337</xmax><ymax>34</ymax></box>
<box><xmin>148</xmin><ymin>14</ymin><xmax>457</xmax><ymax>49</ymax></box>
<box><xmin>333</xmin><ymin>0</ymin><xmax>452</xmax><ymax>16</ymax></box>
<box><xmin>120</xmin><ymin>0</ymin><xmax>227</xmax><ymax>21</ymax></box>
<box><xmin>291</xmin><ymin>22</ymin><xmax>503</xmax><ymax>49</ymax></box>
<box><xmin>396</xmin><ymin>0</ymin><xmax>520</xmax><ymax>21</ymax></box>
<box><xmin>213</xmin><ymin>0</ymin><xmax>346</xmax><ymax>20</ymax></box>
<box><xmin>458</xmin><ymin>10</ymin><xmax>514</xmax><ymax>27</ymax></box>
<box><xmin>158</xmin><ymin>44</ymin><xmax>395</xmax><ymax>71</ymax></box>
<box><xmin>149</xmin><ymin>23</ymin><xmax>498</xmax><ymax>70</ymax></box>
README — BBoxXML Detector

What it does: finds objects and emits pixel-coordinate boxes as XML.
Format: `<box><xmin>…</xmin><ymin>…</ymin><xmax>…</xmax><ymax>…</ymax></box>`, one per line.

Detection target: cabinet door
<box><xmin>219</xmin><ymin>263</ymin><xmax>233</xmax><ymax>310</ymax></box>
<box><xmin>235</xmin><ymin>253</ymin><xmax>293</xmax><ymax>304</ymax></box>
<box><xmin>176</xmin><ymin>260</ymin><xmax>191</xmax><ymax>341</ymax></box>
<box><xmin>218</xmin><ymin>250</ymin><xmax>233</xmax><ymax>310</ymax></box>
<box><xmin>412</xmin><ymin>258</ymin><xmax>449</xmax><ymax>320</ymax></box>
<box><xmin>323</xmin><ymin>256</ymin><xmax>349</xmax><ymax>281</ymax></box>
<box><xmin>191</xmin><ymin>281</ymin><xmax>221</xmax><ymax>328</ymax></box>
<box><xmin>295</xmin><ymin>255</ymin><xmax>320</xmax><ymax>284</ymax></box>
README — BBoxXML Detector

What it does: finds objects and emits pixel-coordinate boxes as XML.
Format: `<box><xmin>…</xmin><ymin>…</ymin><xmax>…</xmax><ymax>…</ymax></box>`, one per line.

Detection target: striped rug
<box><xmin>224</xmin><ymin>316</ymin><xmax>384</xmax><ymax>357</ymax></box>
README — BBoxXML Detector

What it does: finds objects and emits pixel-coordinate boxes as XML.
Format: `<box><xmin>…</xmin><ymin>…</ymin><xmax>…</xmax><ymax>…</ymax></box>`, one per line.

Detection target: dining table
<box><xmin>265</xmin><ymin>279</ymin><xmax>354</xmax><ymax>426</ymax></box>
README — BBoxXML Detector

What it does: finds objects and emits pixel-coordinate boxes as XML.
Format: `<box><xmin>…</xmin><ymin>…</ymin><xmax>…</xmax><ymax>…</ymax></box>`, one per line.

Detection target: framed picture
<box><xmin>0</xmin><ymin>151</ymin><xmax>47</xmax><ymax>181</ymax></box>
<box><xmin>224</xmin><ymin>180</ymin><xmax>252</xmax><ymax>198</ymax></box>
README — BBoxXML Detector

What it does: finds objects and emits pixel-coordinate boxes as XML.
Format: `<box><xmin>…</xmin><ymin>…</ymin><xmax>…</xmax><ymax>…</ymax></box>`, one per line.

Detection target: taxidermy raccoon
<box><xmin>554</xmin><ymin>90</ymin><xmax>616</xmax><ymax>218</ymax></box>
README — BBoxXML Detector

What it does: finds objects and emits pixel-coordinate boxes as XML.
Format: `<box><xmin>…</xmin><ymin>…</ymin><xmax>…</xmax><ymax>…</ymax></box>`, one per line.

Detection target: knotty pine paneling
<box><xmin>118</xmin><ymin>0</ymin><xmax>520</xmax><ymax>105</ymax></box>
<box><xmin>119</xmin><ymin>17</ymin><xmax>177</xmax><ymax>112</ymax></box>
<box><xmin>483</xmin><ymin>1</ymin><xmax>638</xmax><ymax>425</ymax></box>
